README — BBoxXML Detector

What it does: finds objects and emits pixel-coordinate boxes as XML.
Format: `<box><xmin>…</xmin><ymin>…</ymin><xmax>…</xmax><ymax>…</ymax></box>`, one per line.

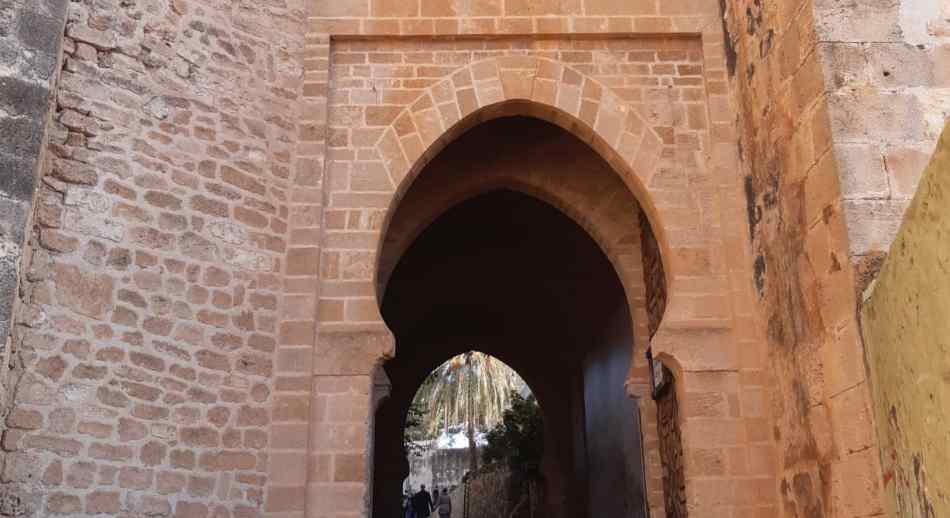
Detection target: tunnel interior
<box><xmin>372</xmin><ymin>118</ymin><xmax>649</xmax><ymax>518</ymax></box>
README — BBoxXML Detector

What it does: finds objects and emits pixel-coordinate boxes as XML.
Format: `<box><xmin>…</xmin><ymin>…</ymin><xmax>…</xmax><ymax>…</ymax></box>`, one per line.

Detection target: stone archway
<box><xmin>375</xmin><ymin>184</ymin><xmax>644</xmax><ymax>518</ymax></box>
<box><xmin>315</xmin><ymin>54</ymin><xmax>741</xmax><ymax>360</ymax></box>
<box><xmin>303</xmin><ymin>53</ymin><xmax>775</xmax><ymax>518</ymax></box>
<box><xmin>370</xmin><ymin>117</ymin><xmax>659</xmax><ymax>518</ymax></box>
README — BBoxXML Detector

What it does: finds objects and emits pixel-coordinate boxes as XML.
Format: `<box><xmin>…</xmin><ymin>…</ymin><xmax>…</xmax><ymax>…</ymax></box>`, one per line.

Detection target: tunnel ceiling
<box><xmin>382</xmin><ymin>190</ymin><xmax>625</xmax><ymax>359</ymax></box>
<box><xmin>380</xmin><ymin>117</ymin><xmax>632</xmax><ymax>378</ymax></box>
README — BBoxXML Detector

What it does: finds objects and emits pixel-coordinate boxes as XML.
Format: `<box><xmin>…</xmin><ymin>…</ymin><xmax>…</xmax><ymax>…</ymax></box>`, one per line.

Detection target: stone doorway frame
<box><xmin>266</xmin><ymin>9</ymin><xmax>778</xmax><ymax>517</ymax></box>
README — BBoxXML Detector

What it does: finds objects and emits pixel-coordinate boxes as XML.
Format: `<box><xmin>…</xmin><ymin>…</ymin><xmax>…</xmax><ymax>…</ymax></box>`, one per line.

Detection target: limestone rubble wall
<box><xmin>0</xmin><ymin>0</ymin><xmax>308</xmax><ymax>516</ymax></box>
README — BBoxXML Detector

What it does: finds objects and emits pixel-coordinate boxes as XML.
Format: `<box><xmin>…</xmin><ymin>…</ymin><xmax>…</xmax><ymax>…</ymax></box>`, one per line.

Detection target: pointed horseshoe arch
<box><xmin>367</xmin><ymin>56</ymin><xmax>675</xmax><ymax>324</ymax></box>
<box><xmin>307</xmin><ymin>51</ymin><xmax>768</xmax><ymax>518</ymax></box>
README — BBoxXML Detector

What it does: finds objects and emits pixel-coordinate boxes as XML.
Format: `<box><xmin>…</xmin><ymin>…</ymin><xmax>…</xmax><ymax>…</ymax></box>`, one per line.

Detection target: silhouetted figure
<box><xmin>437</xmin><ymin>488</ymin><xmax>452</xmax><ymax>518</ymax></box>
<box><xmin>412</xmin><ymin>484</ymin><xmax>433</xmax><ymax>517</ymax></box>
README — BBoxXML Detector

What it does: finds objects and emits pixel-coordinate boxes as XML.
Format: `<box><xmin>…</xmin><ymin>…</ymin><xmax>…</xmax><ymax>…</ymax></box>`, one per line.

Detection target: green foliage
<box><xmin>404</xmin><ymin>401</ymin><xmax>427</xmax><ymax>458</ymax></box>
<box><xmin>483</xmin><ymin>392</ymin><xmax>544</xmax><ymax>480</ymax></box>
<box><xmin>410</xmin><ymin>351</ymin><xmax>526</xmax><ymax>440</ymax></box>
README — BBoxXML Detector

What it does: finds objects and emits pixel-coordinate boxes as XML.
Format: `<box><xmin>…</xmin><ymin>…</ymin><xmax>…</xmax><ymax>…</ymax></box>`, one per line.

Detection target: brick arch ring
<box><xmin>360</xmin><ymin>56</ymin><xmax>712</xmax><ymax>363</ymax></box>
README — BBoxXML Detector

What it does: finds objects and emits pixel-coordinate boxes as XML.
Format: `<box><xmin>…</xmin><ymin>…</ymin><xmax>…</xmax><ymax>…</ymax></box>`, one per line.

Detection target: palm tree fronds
<box><xmin>408</xmin><ymin>351</ymin><xmax>527</xmax><ymax>440</ymax></box>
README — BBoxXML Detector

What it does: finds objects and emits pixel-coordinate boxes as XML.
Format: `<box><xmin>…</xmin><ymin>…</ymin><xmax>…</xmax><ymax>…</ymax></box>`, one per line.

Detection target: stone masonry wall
<box><xmin>723</xmin><ymin>0</ymin><xmax>885</xmax><ymax>517</ymax></box>
<box><xmin>1</xmin><ymin>0</ymin><xmax>307</xmax><ymax>516</ymax></box>
<box><xmin>311</xmin><ymin>3</ymin><xmax>779</xmax><ymax>513</ymax></box>
<box><xmin>459</xmin><ymin>465</ymin><xmax>519</xmax><ymax>518</ymax></box>
<box><xmin>322</xmin><ymin>35</ymin><xmax>708</xmax><ymax>331</ymax></box>
<box><xmin>815</xmin><ymin>0</ymin><xmax>950</xmax><ymax>287</ymax></box>
<box><xmin>320</xmin><ymin>39</ymin><xmax>715</xmax><ymax>513</ymax></box>
<box><xmin>0</xmin><ymin>0</ymin><xmax>926</xmax><ymax>516</ymax></box>
<box><xmin>0</xmin><ymin>0</ymin><xmax>68</xmax><ymax>387</ymax></box>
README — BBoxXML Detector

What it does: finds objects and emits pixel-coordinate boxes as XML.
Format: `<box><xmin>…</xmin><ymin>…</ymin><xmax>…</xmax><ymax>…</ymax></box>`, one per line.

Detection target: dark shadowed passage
<box><xmin>371</xmin><ymin>118</ymin><xmax>650</xmax><ymax>518</ymax></box>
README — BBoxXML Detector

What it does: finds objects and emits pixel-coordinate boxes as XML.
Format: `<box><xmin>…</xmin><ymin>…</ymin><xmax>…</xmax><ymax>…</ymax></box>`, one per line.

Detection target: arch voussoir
<box><xmin>410</xmin><ymin>94</ymin><xmax>445</xmax><ymax>150</ymax></box>
<box><xmin>633</xmin><ymin>129</ymin><xmax>663</xmax><ymax>189</ymax></box>
<box><xmin>554</xmin><ymin>71</ymin><xmax>583</xmax><ymax>119</ymax></box>
<box><xmin>531</xmin><ymin>60</ymin><xmax>561</xmax><ymax>106</ymax></box>
<box><xmin>377</xmin><ymin>127</ymin><xmax>410</xmax><ymax>187</ymax></box>
<box><xmin>472</xmin><ymin>74</ymin><xmax>504</xmax><ymax>109</ymax></box>
<box><xmin>593</xmin><ymin>92</ymin><xmax>627</xmax><ymax>149</ymax></box>
<box><xmin>368</xmin><ymin>55</ymin><xmax>675</xmax><ymax>323</ymax></box>
<box><xmin>497</xmin><ymin>56</ymin><xmax>541</xmax><ymax>100</ymax></box>
<box><xmin>398</xmin><ymin>132</ymin><xmax>425</xmax><ymax>170</ymax></box>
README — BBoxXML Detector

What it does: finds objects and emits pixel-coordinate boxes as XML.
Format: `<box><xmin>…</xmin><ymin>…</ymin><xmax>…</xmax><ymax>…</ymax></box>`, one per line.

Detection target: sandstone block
<box><xmin>52</xmin><ymin>263</ymin><xmax>115</xmax><ymax>319</ymax></box>
<box><xmin>85</xmin><ymin>491</ymin><xmax>120</xmax><ymax>514</ymax></box>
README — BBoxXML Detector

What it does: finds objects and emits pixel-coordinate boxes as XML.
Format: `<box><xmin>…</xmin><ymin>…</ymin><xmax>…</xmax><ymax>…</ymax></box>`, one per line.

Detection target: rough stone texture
<box><xmin>861</xmin><ymin>120</ymin><xmax>950</xmax><ymax>518</ymax></box>
<box><xmin>2</xmin><ymin>0</ymin><xmax>308</xmax><ymax>516</ymax></box>
<box><xmin>814</xmin><ymin>0</ymin><xmax>950</xmax><ymax>274</ymax></box>
<box><xmin>723</xmin><ymin>0</ymin><xmax>886</xmax><ymax>517</ymax></box>
<box><xmin>0</xmin><ymin>0</ymin><xmax>68</xmax><ymax>369</ymax></box>
<box><xmin>0</xmin><ymin>0</ymin><xmax>936</xmax><ymax>516</ymax></box>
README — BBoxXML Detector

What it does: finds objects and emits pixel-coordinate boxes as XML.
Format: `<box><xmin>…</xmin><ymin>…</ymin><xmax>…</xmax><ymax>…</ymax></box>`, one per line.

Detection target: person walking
<box><xmin>412</xmin><ymin>484</ymin><xmax>433</xmax><ymax>518</ymax></box>
<box><xmin>437</xmin><ymin>488</ymin><xmax>452</xmax><ymax>518</ymax></box>
<box><xmin>403</xmin><ymin>491</ymin><xmax>415</xmax><ymax>518</ymax></box>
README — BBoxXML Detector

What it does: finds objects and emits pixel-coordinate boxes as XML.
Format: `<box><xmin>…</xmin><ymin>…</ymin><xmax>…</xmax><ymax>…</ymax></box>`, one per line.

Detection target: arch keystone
<box><xmin>471</xmin><ymin>59</ymin><xmax>500</xmax><ymax>81</ymax></box>
<box><xmin>474</xmin><ymin>77</ymin><xmax>505</xmax><ymax>107</ymax></box>
<box><xmin>500</xmin><ymin>68</ymin><xmax>537</xmax><ymax>99</ymax></box>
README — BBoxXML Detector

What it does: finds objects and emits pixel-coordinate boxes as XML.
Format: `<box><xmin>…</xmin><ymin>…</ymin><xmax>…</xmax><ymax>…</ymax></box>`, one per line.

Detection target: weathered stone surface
<box><xmin>0</xmin><ymin>0</ymin><xmax>939</xmax><ymax>515</ymax></box>
<box><xmin>51</xmin><ymin>263</ymin><xmax>114</xmax><ymax>319</ymax></box>
<box><xmin>862</xmin><ymin>120</ymin><xmax>950</xmax><ymax>518</ymax></box>
<box><xmin>0</xmin><ymin>0</ymin><xmax>68</xmax><ymax>364</ymax></box>
<box><xmin>0</xmin><ymin>0</ymin><xmax>299</xmax><ymax>513</ymax></box>
<box><xmin>815</xmin><ymin>4</ymin><xmax>950</xmax><ymax>261</ymax></box>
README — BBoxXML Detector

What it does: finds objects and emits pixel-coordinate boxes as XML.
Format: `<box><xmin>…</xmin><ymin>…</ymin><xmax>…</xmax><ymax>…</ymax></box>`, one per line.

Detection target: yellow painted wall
<box><xmin>861</xmin><ymin>120</ymin><xmax>950</xmax><ymax>517</ymax></box>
